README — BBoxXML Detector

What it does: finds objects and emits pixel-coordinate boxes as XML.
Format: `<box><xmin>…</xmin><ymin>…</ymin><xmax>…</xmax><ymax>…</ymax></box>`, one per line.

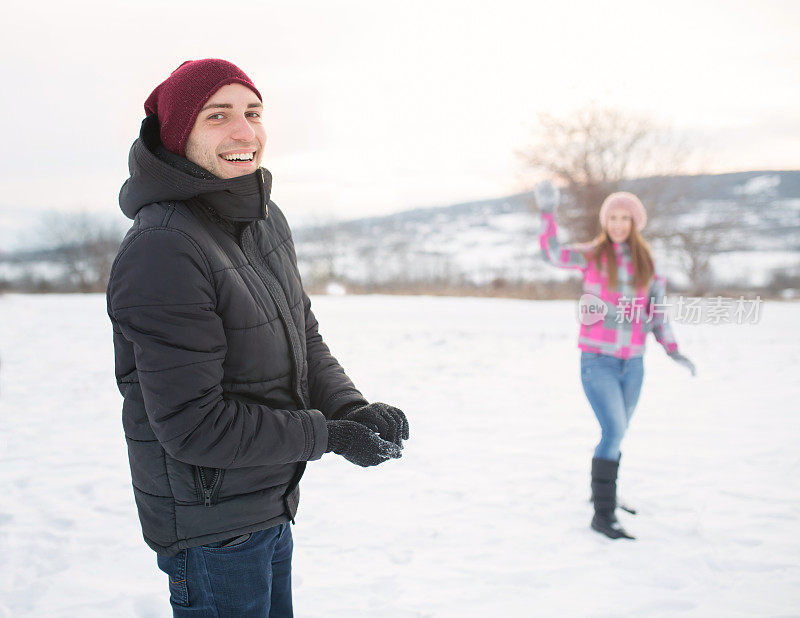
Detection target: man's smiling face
<box><xmin>184</xmin><ymin>83</ymin><xmax>266</xmax><ymax>179</ymax></box>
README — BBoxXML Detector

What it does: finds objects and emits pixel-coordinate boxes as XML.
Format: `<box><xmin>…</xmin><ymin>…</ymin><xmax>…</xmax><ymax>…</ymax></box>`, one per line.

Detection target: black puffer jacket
<box><xmin>107</xmin><ymin>116</ymin><xmax>366</xmax><ymax>556</ymax></box>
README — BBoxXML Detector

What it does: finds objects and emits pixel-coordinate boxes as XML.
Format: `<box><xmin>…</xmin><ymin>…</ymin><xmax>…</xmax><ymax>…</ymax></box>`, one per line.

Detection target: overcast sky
<box><xmin>2</xmin><ymin>0</ymin><xmax>798</xmax><ymax>227</ymax></box>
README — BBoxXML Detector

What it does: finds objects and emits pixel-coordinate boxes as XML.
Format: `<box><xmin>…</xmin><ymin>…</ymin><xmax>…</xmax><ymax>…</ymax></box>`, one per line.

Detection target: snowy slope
<box><xmin>0</xmin><ymin>294</ymin><xmax>799</xmax><ymax>617</ymax></box>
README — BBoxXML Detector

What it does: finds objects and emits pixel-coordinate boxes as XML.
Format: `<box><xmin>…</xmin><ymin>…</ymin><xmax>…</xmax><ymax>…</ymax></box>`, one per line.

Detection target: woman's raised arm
<box><xmin>535</xmin><ymin>180</ymin><xmax>589</xmax><ymax>272</ymax></box>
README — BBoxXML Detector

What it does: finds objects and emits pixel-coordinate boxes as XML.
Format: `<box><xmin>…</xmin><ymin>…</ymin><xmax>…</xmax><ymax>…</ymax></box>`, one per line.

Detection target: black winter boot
<box><xmin>591</xmin><ymin>457</ymin><xmax>635</xmax><ymax>540</ymax></box>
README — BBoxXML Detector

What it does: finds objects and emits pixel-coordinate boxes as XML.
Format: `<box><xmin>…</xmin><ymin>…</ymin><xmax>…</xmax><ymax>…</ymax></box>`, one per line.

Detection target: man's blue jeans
<box><xmin>156</xmin><ymin>523</ymin><xmax>293</xmax><ymax>617</ymax></box>
<box><xmin>580</xmin><ymin>351</ymin><xmax>644</xmax><ymax>460</ymax></box>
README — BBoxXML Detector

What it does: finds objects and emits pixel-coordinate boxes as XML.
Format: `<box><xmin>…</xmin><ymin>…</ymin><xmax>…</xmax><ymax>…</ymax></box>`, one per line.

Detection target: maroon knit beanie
<box><xmin>144</xmin><ymin>59</ymin><xmax>262</xmax><ymax>156</ymax></box>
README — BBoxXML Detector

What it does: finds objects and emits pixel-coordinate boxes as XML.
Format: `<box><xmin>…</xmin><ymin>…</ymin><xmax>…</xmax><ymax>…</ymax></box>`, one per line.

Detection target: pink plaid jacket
<box><xmin>540</xmin><ymin>211</ymin><xmax>679</xmax><ymax>358</ymax></box>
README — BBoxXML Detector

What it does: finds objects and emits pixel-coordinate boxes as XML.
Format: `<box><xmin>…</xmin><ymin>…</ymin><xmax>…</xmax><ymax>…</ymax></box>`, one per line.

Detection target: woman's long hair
<box><xmin>585</xmin><ymin>226</ymin><xmax>655</xmax><ymax>292</ymax></box>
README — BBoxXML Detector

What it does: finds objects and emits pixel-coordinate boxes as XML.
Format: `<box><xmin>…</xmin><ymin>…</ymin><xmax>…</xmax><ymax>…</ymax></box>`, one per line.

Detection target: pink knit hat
<box><xmin>598</xmin><ymin>192</ymin><xmax>647</xmax><ymax>232</ymax></box>
<box><xmin>144</xmin><ymin>59</ymin><xmax>262</xmax><ymax>156</ymax></box>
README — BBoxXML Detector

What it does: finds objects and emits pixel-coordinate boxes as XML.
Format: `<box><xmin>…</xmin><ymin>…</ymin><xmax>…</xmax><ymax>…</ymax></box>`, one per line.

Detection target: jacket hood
<box><xmin>119</xmin><ymin>115</ymin><xmax>272</xmax><ymax>221</ymax></box>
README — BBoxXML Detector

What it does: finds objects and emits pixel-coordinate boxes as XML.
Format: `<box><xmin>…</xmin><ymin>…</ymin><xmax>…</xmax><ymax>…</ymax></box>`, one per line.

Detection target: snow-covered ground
<box><xmin>1</xmin><ymin>293</ymin><xmax>798</xmax><ymax>617</ymax></box>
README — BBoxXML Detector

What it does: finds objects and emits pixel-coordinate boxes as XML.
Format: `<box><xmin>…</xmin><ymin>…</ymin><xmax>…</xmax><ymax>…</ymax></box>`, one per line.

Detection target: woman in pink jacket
<box><xmin>535</xmin><ymin>180</ymin><xmax>695</xmax><ymax>540</ymax></box>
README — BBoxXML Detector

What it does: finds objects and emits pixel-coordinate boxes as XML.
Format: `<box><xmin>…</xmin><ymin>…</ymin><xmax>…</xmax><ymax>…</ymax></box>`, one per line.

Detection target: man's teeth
<box><xmin>221</xmin><ymin>153</ymin><xmax>254</xmax><ymax>161</ymax></box>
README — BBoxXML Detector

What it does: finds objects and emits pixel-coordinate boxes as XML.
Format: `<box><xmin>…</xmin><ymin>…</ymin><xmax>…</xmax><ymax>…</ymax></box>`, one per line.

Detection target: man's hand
<box><xmin>326</xmin><ymin>420</ymin><xmax>402</xmax><ymax>467</ymax></box>
<box><xmin>340</xmin><ymin>402</ymin><xmax>409</xmax><ymax>446</ymax></box>
<box><xmin>668</xmin><ymin>351</ymin><xmax>696</xmax><ymax>377</ymax></box>
<box><xmin>534</xmin><ymin>180</ymin><xmax>560</xmax><ymax>213</ymax></box>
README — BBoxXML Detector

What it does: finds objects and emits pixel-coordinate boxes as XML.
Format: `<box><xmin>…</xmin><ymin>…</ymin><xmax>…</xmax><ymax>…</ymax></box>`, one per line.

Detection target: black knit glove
<box><xmin>326</xmin><ymin>420</ymin><xmax>402</xmax><ymax>467</ymax></box>
<box><xmin>338</xmin><ymin>402</ymin><xmax>410</xmax><ymax>446</ymax></box>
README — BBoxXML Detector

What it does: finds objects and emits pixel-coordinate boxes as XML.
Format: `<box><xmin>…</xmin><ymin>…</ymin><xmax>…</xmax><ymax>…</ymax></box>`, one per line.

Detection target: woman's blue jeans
<box><xmin>580</xmin><ymin>351</ymin><xmax>644</xmax><ymax>461</ymax></box>
<box><xmin>156</xmin><ymin>523</ymin><xmax>293</xmax><ymax>617</ymax></box>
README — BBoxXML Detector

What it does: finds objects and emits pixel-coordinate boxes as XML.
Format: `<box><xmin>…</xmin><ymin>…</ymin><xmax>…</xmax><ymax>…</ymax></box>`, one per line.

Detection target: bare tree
<box><xmin>38</xmin><ymin>211</ymin><xmax>125</xmax><ymax>292</ymax></box>
<box><xmin>518</xmin><ymin>104</ymin><xmax>736</xmax><ymax>293</ymax></box>
<box><xmin>520</xmin><ymin>104</ymin><xmax>693</xmax><ymax>239</ymax></box>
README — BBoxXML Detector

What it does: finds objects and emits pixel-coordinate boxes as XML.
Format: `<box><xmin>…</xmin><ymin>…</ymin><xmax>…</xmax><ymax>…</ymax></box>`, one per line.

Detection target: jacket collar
<box><xmin>119</xmin><ymin>115</ymin><xmax>272</xmax><ymax>222</ymax></box>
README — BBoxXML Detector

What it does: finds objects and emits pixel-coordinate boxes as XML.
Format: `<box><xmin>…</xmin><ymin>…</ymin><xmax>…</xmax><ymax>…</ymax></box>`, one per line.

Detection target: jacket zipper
<box><xmin>282</xmin><ymin>462</ymin><xmax>306</xmax><ymax>524</ymax></box>
<box><xmin>238</xmin><ymin>223</ymin><xmax>311</xmax><ymax>521</ymax></box>
<box><xmin>196</xmin><ymin>466</ymin><xmax>224</xmax><ymax>507</ymax></box>
<box><xmin>239</xmin><ymin>227</ymin><xmax>309</xmax><ymax>409</ymax></box>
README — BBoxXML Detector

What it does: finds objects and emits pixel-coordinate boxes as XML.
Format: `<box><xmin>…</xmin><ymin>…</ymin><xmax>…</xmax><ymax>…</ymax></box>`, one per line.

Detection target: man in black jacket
<box><xmin>107</xmin><ymin>58</ymin><xmax>409</xmax><ymax>617</ymax></box>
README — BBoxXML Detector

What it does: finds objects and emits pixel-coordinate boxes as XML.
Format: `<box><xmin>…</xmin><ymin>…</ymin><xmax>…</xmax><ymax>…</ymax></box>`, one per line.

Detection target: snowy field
<box><xmin>1</xmin><ymin>293</ymin><xmax>799</xmax><ymax>617</ymax></box>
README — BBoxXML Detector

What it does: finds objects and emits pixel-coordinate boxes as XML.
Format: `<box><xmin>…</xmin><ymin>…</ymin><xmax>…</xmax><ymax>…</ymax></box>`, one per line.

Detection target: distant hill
<box><xmin>292</xmin><ymin>171</ymin><xmax>800</xmax><ymax>291</ymax></box>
